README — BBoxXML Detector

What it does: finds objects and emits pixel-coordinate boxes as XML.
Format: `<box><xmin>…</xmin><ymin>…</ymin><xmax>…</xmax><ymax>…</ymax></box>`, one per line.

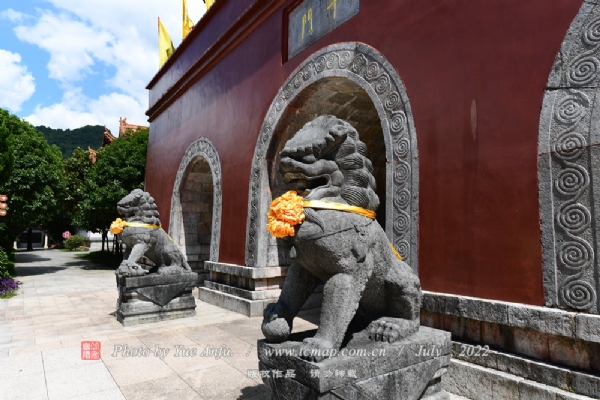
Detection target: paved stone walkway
<box><xmin>0</xmin><ymin>249</ymin><xmax>469</xmax><ymax>400</ymax></box>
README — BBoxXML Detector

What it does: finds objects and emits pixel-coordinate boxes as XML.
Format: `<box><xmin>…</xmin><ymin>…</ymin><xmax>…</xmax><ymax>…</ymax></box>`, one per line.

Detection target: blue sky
<box><xmin>0</xmin><ymin>0</ymin><xmax>205</xmax><ymax>135</ymax></box>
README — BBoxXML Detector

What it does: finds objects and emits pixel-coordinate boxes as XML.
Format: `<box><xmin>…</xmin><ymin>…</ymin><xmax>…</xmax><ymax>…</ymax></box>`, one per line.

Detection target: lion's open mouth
<box><xmin>282</xmin><ymin>172</ymin><xmax>329</xmax><ymax>194</ymax></box>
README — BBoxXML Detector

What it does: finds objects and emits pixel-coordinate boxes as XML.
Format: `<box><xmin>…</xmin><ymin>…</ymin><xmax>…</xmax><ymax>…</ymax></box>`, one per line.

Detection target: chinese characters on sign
<box><xmin>287</xmin><ymin>0</ymin><xmax>360</xmax><ymax>60</ymax></box>
<box><xmin>247</xmin><ymin>369</ymin><xmax>358</xmax><ymax>379</ymax></box>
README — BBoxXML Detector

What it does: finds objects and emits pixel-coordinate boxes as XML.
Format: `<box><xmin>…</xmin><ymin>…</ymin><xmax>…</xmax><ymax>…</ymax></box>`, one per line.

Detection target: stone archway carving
<box><xmin>245</xmin><ymin>43</ymin><xmax>419</xmax><ymax>271</ymax></box>
<box><xmin>539</xmin><ymin>3</ymin><xmax>600</xmax><ymax>313</ymax></box>
<box><xmin>169</xmin><ymin>138</ymin><xmax>222</xmax><ymax>263</ymax></box>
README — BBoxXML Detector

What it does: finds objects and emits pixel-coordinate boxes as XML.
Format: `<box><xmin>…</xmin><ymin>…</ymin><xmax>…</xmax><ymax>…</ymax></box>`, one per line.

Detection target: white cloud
<box><xmin>11</xmin><ymin>1</ymin><xmax>206</xmax><ymax>130</ymax></box>
<box><xmin>24</xmin><ymin>89</ymin><xmax>147</xmax><ymax>135</ymax></box>
<box><xmin>0</xmin><ymin>9</ymin><xmax>27</xmax><ymax>23</ymax></box>
<box><xmin>14</xmin><ymin>11</ymin><xmax>114</xmax><ymax>84</ymax></box>
<box><xmin>0</xmin><ymin>49</ymin><xmax>35</xmax><ymax>112</ymax></box>
<box><xmin>13</xmin><ymin>1</ymin><xmax>205</xmax><ymax>100</ymax></box>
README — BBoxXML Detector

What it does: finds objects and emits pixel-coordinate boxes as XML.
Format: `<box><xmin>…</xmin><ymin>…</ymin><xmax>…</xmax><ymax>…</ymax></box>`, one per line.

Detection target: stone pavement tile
<box><xmin>45</xmin><ymin>362</ymin><xmax>118</xmax><ymax>400</ymax></box>
<box><xmin>214</xmin><ymin>318</ymin><xmax>265</xmax><ymax>345</ymax></box>
<box><xmin>0</xmin><ymin>348</ymin><xmax>8</xmax><ymax>357</ymax></box>
<box><xmin>137</xmin><ymin>331</ymin><xmax>197</xmax><ymax>349</ymax></box>
<box><xmin>0</xmin><ymin>371</ymin><xmax>48</xmax><ymax>400</ymax></box>
<box><xmin>0</xmin><ymin>338</ymin><xmax>34</xmax><ymax>349</ymax></box>
<box><xmin>9</xmin><ymin>341</ymin><xmax>63</xmax><ymax>356</ymax></box>
<box><xmin>179</xmin><ymin>325</ymin><xmax>240</xmax><ymax>346</ymax></box>
<box><xmin>0</xmin><ymin>350</ymin><xmax>44</xmax><ymax>377</ymax></box>
<box><xmin>119</xmin><ymin>375</ymin><xmax>203</xmax><ymax>400</ymax></box>
<box><xmin>42</xmin><ymin>345</ymin><xmax>102</xmax><ymax>372</ymax></box>
<box><xmin>0</xmin><ymin>336</ymin><xmax>11</xmax><ymax>344</ymax></box>
<box><xmin>103</xmin><ymin>355</ymin><xmax>176</xmax><ymax>386</ymax></box>
<box><xmin>161</xmin><ymin>347</ymin><xmax>228</xmax><ymax>375</ymax></box>
<box><xmin>180</xmin><ymin>364</ymin><xmax>266</xmax><ymax>400</ymax></box>
<box><xmin>36</xmin><ymin>333</ymin><xmax>82</xmax><ymax>344</ymax></box>
<box><xmin>221</xmin><ymin>340</ymin><xmax>262</xmax><ymax>376</ymax></box>
<box><xmin>10</xmin><ymin>327</ymin><xmax>34</xmax><ymax>335</ymax></box>
<box><xmin>69</xmin><ymin>387</ymin><xmax>126</xmax><ymax>400</ymax></box>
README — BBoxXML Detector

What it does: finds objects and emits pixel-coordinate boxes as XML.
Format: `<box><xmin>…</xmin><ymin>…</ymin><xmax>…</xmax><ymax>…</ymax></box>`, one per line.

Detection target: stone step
<box><xmin>448</xmin><ymin>340</ymin><xmax>600</xmax><ymax>398</ymax></box>
<box><xmin>443</xmin><ymin>358</ymin><xmax>597</xmax><ymax>400</ymax></box>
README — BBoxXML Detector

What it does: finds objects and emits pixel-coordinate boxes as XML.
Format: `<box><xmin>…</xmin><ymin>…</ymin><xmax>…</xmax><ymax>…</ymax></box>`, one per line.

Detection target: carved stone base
<box><xmin>258</xmin><ymin>326</ymin><xmax>451</xmax><ymax>400</ymax></box>
<box><xmin>116</xmin><ymin>272</ymin><xmax>198</xmax><ymax>326</ymax></box>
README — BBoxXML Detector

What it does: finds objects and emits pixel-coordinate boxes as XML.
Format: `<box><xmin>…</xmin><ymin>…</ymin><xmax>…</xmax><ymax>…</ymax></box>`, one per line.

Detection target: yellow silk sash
<box><xmin>110</xmin><ymin>218</ymin><xmax>161</xmax><ymax>235</ymax></box>
<box><xmin>302</xmin><ymin>199</ymin><xmax>376</xmax><ymax>219</ymax></box>
<box><xmin>267</xmin><ymin>191</ymin><xmax>402</xmax><ymax>260</ymax></box>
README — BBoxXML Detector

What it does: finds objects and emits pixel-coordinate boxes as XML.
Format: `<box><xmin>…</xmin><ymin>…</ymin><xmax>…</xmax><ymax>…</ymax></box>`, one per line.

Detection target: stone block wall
<box><xmin>179</xmin><ymin>158</ymin><xmax>214</xmax><ymax>282</ymax></box>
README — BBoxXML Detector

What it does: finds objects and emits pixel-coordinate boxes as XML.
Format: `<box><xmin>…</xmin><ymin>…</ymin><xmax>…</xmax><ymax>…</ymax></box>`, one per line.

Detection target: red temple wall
<box><xmin>146</xmin><ymin>0</ymin><xmax>583</xmax><ymax>305</ymax></box>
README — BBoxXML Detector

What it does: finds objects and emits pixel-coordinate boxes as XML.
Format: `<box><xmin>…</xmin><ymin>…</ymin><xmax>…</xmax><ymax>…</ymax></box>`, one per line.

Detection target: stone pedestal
<box><xmin>258</xmin><ymin>327</ymin><xmax>451</xmax><ymax>400</ymax></box>
<box><xmin>116</xmin><ymin>272</ymin><xmax>197</xmax><ymax>326</ymax></box>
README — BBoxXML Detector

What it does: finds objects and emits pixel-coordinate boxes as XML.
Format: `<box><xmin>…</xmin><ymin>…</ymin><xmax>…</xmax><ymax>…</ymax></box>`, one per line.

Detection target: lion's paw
<box><xmin>367</xmin><ymin>318</ymin><xmax>418</xmax><ymax>343</ymax></box>
<box><xmin>157</xmin><ymin>265</ymin><xmax>183</xmax><ymax>275</ymax></box>
<box><xmin>299</xmin><ymin>337</ymin><xmax>335</xmax><ymax>362</ymax></box>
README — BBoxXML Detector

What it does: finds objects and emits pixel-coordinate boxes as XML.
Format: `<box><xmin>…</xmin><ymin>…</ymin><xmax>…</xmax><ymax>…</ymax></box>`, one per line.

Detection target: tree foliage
<box><xmin>74</xmin><ymin>129</ymin><xmax>148</xmax><ymax>248</ymax></box>
<box><xmin>0</xmin><ymin>109</ymin><xmax>66</xmax><ymax>252</ymax></box>
<box><xmin>36</xmin><ymin>125</ymin><xmax>106</xmax><ymax>158</ymax></box>
<box><xmin>0</xmin><ymin>119</ymin><xmax>14</xmax><ymax>187</ymax></box>
<box><xmin>46</xmin><ymin>147</ymin><xmax>94</xmax><ymax>244</ymax></box>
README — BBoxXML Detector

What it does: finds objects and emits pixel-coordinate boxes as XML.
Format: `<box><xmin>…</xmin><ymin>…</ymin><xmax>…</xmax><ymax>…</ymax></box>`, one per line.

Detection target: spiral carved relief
<box><xmin>245</xmin><ymin>44</ymin><xmax>418</xmax><ymax>270</ymax></box>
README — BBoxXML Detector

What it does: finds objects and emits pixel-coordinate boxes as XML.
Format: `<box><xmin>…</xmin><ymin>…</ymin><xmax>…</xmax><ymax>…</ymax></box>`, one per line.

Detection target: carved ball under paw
<box><xmin>261</xmin><ymin>317</ymin><xmax>291</xmax><ymax>343</ymax></box>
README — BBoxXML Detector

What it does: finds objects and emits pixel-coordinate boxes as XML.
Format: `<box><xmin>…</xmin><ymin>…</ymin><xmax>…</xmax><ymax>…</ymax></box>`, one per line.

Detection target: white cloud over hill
<box><xmin>0</xmin><ymin>49</ymin><xmax>35</xmax><ymax>112</ymax></box>
<box><xmin>5</xmin><ymin>1</ymin><xmax>205</xmax><ymax>134</ymax></box>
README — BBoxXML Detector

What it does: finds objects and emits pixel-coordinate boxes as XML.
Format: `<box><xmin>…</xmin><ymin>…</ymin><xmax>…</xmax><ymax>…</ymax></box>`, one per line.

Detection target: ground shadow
<box><xmin>236</xmin><ymin>383</ymin><xmax>271</xmax><ymax>399</ymax></box>
<box><xmin>81</xmin><ymin>264</ymin><xmax>116</xmax><ymax>271</ymax></box>
<box><xmin>14</xmin><ymin>254</ymin><xmax>52</xmax><ymax>263</ymax></box>
<box><xmin>14</xmin><ymin>266</ymin><xmax>67</xmax><ymax>276</ymax></box>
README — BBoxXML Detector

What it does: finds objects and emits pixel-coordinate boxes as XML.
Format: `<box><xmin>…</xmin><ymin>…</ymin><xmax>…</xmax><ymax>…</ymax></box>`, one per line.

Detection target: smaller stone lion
<box><xmin>114</xmin><ymin>189</ymin><xmax>192</xmax><ymax>277</ymax></box>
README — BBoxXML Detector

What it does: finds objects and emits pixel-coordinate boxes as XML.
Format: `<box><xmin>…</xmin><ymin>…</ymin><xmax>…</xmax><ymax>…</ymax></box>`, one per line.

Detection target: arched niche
<box><xmin>539</xmin><ymin>2</ymin><xmax>600</xmax><ymax>313</ymax></box>
<box><xmin>169</xmin><ymin>138</ymin><xmax>222</xmax><ymax>279</ymax></box>
<box><xmin>245</xmin><ymin>43</ymin><xmax>419</xmax><ymax>272</ymax></box>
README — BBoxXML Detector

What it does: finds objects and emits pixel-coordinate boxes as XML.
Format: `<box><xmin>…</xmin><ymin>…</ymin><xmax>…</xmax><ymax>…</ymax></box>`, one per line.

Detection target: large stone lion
<box><xmin>114</xmin><ymin>189</ymin><xmax>192</xmax><ymax>277</ymax></box>
<box><xmin>261</xmin><ymin>115</ymin><xmax>422</xmax><ymax>361</ymax></box>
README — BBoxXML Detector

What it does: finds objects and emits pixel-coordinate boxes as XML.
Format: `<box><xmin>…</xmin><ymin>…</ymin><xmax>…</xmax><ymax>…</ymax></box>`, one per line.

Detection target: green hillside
<box><xmin>36</xmin><ymin>125</ymin><xmax>106</xmax><ymax>158</ymax></box>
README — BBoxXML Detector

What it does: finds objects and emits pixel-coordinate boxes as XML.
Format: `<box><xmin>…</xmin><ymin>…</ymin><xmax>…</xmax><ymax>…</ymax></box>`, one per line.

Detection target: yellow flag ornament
<box><xmin>158</xmin><ymin>17</ymin><xmax>175</xmax><ymax>68</ymax></box>
<box><xmin>182</xmin><ymin>0</ymin><xmax>194</xmax><ymax>40</ymax></box>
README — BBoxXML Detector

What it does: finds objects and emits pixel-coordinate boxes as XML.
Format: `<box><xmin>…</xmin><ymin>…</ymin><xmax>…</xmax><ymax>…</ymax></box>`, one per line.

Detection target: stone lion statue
<box><xmin>261</xmin><ymin>115</ymin><xmax>422</xmax><ymax>361</ymax></box>
<box><xmin>113</xmin><ymin>189</ymin><xmax>192</xmax><ymax>277</ymax></box>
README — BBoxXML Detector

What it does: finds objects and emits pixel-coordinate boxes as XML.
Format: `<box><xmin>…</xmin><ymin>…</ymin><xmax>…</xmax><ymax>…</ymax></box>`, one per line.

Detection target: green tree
<box><xmin>36</xmin><ymin>125</ymin><xmax>105</xmax><ymax>158</ymax></box>
<box><xmin>46</xmin><ymin>147</ymin><xmax>94</xmax><ymax>244</ymax></box>
<box><xmin>0</xmin><ymin>108</ymin><xmax>66</xmax><ymax>252</ymax></box>
<box><xmin>0</xmin><ymin>120</ymin><xmax>14</xmax><ymax>187</ymax></box>
<box><xmin>74</xmin><ymin>129</ymin><xmax>148</xmax><ymax>251</ymax></box>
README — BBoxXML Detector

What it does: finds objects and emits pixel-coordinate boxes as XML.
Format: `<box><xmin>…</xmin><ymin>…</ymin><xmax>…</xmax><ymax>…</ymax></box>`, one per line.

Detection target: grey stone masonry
<box><xmin>258</xmin><ymin>327</ymin><xmax>451</xmax><ymax>400</ymax></box>
<box><xmin>199</xmin><ymin>261</ymin><xmax>289</xmax><ymax>317</ymax></box>
<box><xmin>539</xmin><ymin>0</ymin><xmax>600</xmax><ymax>314</ymax></box>
<box><xmin>444</xmin><ymin>359</ymin><xmax>596</xmax><ymax>400</ymax></box>
<box><xmin>422</xmin><ymin>291</ymin><xmax>600</xmax><ymax>343</ymax></box>
<box><xmin>421</xmin><ymin>291</ymin><xmax>600</xmax><ymax>398</ymax></box>
<box><xmin>115</xmin><ymin>272</ymin><xmax>197</xmax><ymax>326</ymax></box>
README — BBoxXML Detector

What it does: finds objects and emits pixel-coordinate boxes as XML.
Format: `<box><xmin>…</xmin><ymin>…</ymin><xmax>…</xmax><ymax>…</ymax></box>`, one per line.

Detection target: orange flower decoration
<box><xmin>267</xmin><ymin>191</ymin><xmax>305</xmax><ymax>238</ymax></box>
